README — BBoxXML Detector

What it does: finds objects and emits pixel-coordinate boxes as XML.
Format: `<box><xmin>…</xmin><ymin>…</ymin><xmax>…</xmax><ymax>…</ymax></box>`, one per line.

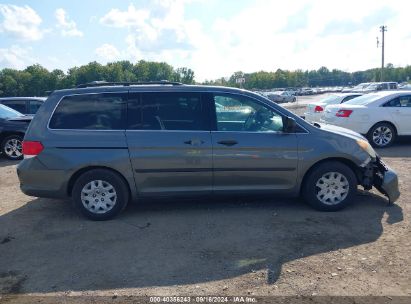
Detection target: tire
<box><xmin>72</xmin><ymin>169</ymin><xmax>129</xmax><ymax>220</ymax></box>
<box><xmin>1</xmin><ymin>135</ymin><xmax>23</xmax><ymax>160</ymax></box>
<box><xmin>367</xmin><ymin>122</ymin><xmax>396</xmax><ymax>148</ymax></box>
<box><xmin>302</xmin><ymin>161</ymin><xmax>357</xmax><ymax>211</ymax></box>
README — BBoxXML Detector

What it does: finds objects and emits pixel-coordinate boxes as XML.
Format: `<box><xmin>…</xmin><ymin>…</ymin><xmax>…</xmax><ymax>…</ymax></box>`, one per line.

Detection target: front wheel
<box><xmin>72</xmin><ymin>169</ymin><xmax>129</xmax><ymax>220</ymax></box>
<box><xmin>302</xmin><ymin>162</ymin><xmax>357</xmax><ymax>211</ymax></box>
<box><xmin>367</xmin><ymin>122</ymin><xmax>396</xmax><ymax>148</ymax></box>
<box><xmin>1</xmin><ymin>135</ymin><xmax>23</xmax><ymax>160</ymax></box>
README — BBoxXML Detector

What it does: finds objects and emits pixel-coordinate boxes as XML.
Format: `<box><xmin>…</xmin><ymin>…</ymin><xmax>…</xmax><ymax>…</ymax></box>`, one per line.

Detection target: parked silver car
<box><xmin>265</xmin><ymin>91</ymin><xmax>297</xmax><ymax>103</ymax></box>
<box><xmin>17</xmin><ymin>82</ymin><xmax>399</xmax><ymax>220</ymax></box>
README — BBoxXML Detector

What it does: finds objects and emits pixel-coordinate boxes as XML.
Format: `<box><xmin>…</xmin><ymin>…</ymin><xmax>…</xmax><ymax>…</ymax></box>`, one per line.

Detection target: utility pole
<box><xmin>379</xmin><ymin>25</ymin><xmax>387</xmax><ymax>81</ymax></box>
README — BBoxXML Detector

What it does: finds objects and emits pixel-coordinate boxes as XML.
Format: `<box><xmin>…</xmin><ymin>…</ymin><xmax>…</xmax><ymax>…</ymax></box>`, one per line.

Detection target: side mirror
<box><xmin>284</xmin><ymin>116</ymin><xmax>297</xmax><ymax>133</ymax></box>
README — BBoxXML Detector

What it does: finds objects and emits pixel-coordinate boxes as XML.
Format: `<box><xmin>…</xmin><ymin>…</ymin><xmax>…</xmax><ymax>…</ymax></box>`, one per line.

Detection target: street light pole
<box><xmin>380</xmin><ymin>25</ymin><xmax>387</xmax><ymax>81</ymax></box>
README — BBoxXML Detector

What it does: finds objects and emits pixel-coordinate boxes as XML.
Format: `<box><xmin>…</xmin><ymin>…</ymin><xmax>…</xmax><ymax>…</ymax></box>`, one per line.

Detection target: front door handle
<box><xmin>184</xmin><ymin>139</ymin><xmax>204</xmax><ymax>146</ymax></box>
<box><xmin>217</xmin><ymin>139</ymin><xmax>238</xmax><ymax>146</ymax></box>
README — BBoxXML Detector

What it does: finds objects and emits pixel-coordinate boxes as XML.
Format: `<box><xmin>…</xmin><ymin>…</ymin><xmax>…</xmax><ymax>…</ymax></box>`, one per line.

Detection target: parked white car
<box><xmin>342</xmin><ymin>83</ymin><xmax>371</xmax><ymax>93</ymax></box>
<box><xmin>321</xmin><ymin>91</ymin><xmax>411</xmax><ymax>147</ymax></box>
<box><xmin>304</xmin><ymin>93</ymin><xmax>362</xmax><ymax>123</ymax></box>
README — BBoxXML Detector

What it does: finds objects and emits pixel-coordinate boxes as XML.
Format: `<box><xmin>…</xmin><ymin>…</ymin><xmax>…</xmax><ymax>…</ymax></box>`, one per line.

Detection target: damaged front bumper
<box><xmin>360</xmin><ymin>157</ymin><xmax>400</xmax><ymax>203</ymax></box>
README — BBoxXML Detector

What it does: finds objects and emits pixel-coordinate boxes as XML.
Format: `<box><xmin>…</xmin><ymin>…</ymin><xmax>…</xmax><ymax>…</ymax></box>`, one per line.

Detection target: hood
<box><xmin>317</xmin><ymin>123</ymin><xmax>366</xmax><ymax>140</ymax></box>
<box><xmin>7</xmin><ymin>115</ymin><xmax>33</xmax><ymax>123</ymax></box>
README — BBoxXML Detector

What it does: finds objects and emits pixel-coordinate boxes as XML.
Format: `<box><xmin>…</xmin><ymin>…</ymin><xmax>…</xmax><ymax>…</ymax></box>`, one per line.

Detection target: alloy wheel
<box><xmin>4</xmin><ymin>138</ymin><xmax>22</xmax><ymax>159</ymax></box>
<box><xmin>372</xmin><ymin>126</ymin><xmax>393</xmax><ymax>147</ymax></box>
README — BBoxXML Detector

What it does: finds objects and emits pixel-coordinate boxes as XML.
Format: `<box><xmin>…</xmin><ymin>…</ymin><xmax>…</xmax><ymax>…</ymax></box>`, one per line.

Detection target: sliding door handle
<box><xmin>217</xmin><ymin>140</ymin><xmax>238</xmax><ymax>146</ymax></box>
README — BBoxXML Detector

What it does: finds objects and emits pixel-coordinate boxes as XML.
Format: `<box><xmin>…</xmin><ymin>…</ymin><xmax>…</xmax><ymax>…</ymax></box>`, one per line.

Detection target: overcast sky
<box><xmin>0</xmin><ymin>0</ymin><xmax>410</xmax><ymax>81</ymax></box>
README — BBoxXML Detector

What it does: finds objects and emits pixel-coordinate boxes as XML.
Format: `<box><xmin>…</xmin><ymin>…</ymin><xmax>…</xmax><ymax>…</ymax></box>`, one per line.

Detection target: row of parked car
<box><xmin>341</xmin><ymin>82</ymin><xmax>399</xmax><ymax>93</ymax></box>
<box><xmin>258</xmin><ymin>81</ymin><xmax>409</xmax><ymax>102</ymax></box>
<box><xmin>0</xmin><ymin>97</ymin><xmax>45</xmax><ymax>160</ymax></box>
<box><xmin>304</xmin><ymin>90</ymin><xmax>411</xmax><ymax>148</ymax></box>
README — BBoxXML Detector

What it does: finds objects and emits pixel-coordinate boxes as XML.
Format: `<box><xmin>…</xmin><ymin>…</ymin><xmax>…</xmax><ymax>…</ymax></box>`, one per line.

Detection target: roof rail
<box><xmin>76</xmin><ymin>80</ymin><xmax>184</xmax><ymax>88</ymax></box>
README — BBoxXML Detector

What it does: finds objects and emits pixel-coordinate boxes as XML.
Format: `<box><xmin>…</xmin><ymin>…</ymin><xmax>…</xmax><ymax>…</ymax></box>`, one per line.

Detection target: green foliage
<box><xmin>205</xmin><ymin>64</ymin><xmax>411</xmax><ymax>90</ymax></box>
<box><xmin>0</xmin><ymin>60</ymin><xmax>196</xmax><ymax>97</ymax></box>
<box><xmin>1</xmin><ymin>60</ymin><xmax>411</xmax><ymax>97</ymax></box>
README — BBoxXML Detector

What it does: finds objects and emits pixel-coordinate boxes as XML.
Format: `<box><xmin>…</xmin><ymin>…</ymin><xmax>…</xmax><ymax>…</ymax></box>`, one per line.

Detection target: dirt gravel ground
<box><xmin>0</xmin><ymin>100</ymin><xmax>410</xmax><ymax>301</ymax></box>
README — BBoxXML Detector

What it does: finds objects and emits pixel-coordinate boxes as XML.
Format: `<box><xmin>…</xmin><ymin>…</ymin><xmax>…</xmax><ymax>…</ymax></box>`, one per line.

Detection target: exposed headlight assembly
<box><xmin>356</xmin><ymin>139</ymin><xmax>377</xmax><ymax>159</ymax></box>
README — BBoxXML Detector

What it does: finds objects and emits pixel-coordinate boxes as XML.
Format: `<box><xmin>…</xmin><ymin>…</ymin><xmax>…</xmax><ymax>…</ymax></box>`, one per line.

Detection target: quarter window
<box><xmin>213</xmin><ymin>94</ymin><xmax>284</xmax><ymax>132</ymax></box>
<box><xmin>127</xmin><ymin>92</ymin><xmax>208</xmax><ymax>131</ymax></box>
<box><xmin>49</xmin><ymin>93</ymin><xmax>126</xmax><ymax>130</ymax></box>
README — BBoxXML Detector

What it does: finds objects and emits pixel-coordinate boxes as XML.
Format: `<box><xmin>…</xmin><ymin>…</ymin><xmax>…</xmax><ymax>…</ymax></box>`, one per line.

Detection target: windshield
<box><xmin>0</xmin><ymin>104</ymin><xmax>23</xmax><ymax>119</ymax></box>
<box><xmin>366</xmin><ymin>84</ymin><xmax>378</xmax><ymax>90</ymax></box>
<box><xmin>352</xmin><ymin>83</ymin><xmax>368</xmax><ymax>90</ymax></box>
<box><xmin>344</xmin><ymin>94</ymin><xmax>381</xmax><ymax>105</ymax></box>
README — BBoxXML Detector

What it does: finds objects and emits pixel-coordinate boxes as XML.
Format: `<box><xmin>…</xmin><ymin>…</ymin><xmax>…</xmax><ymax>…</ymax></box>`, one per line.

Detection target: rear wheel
<box><xmin>367</xmin><ymin>122</ymin><xmax>396</xmax><ymax>148</ymax></box>
<box><xmin>1</xmin><ymin>135</ymin><xmax>23</xmax><ymax>160</ymax></box>
<box><xmin>302</xmin><ymin>161</ymin><xmax>357</xmax><ymax>211</ymax></box>
<box><xmin>72</xmin><ymin>169</ymin><xmax>129</xmax><ymax>220</ymax></box>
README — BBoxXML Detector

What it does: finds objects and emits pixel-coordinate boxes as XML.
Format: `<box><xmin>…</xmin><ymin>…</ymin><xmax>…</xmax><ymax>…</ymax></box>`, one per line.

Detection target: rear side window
<box><xmin>49</xmin><ymin>93</ymin><xmax>127</xmax><ymax>130</ymax></box>
<box><xmin>383</xmin><ymin>96</ymin><xmax>411</xmax><ymax>107</ymax></box>
<box><xmin>127</xmin><ymin>92</ymin><xmax>209</xmax><ymax>131</ymax></box>
<box><xmin>1</xmin><ymin>100</ymin><xmax>26</xmax><ymax>113</ymax></box>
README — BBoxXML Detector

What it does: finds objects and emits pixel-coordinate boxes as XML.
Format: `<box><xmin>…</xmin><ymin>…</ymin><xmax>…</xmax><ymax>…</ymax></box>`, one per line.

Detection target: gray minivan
<box><xmin>17</xmin><ymin>82</ymin><xmax>400</xmax><ymax>220</ymax></box>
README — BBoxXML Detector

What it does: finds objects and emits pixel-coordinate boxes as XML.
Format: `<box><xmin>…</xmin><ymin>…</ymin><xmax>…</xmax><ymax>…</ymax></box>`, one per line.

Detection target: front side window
<box><xmin>213</xmin><ymin>94</ymin><xmax>284</xmax><ymax>132</ymax></box>
<box><xmin>49</xmin><ymin>93</ymin><xmax>126</xmax><ymax>130</ymax></box>
<box><xmin>127</xmin><ymin>92</ymin><xmax>208</xmax><ymax>131</ymax></box>
<box><xmin>1</xmin><ymin>100</ymin><xmax>26</xmax><ymax>114</ymax></box>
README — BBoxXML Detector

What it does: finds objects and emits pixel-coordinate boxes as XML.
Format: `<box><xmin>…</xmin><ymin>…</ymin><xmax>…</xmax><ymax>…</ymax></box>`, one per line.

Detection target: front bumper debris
<box><xmin>361</xmin><ymin>157</ymin><xmax>400</xmax><ymax>203</ymax></box>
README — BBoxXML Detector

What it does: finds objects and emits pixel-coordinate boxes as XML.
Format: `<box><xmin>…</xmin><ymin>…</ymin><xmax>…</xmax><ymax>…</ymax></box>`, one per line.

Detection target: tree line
<box><xmin>0</xmin><ymin>61</ymin><xmax>195</xmax><ymax>97</ymax></box>
<box><xmin>0</xmin><ymin>60</ymin><xmax>410</xmax><ymax>97</ymax></box>
<box><xmin>205</xmin><ymin>64</ymin><xmax>411</xmax><ymax>90</ymax></box>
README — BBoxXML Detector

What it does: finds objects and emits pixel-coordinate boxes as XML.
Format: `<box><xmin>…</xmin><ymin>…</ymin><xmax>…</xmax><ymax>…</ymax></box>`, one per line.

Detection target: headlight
<box><xmin>356</xmin><ymin>139</ymin><xmax>376</xmax><ymax>158</ymax></box>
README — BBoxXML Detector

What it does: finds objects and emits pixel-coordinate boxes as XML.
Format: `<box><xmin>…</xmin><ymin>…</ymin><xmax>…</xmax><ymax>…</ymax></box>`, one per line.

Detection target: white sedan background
<box><xmin>321</xmin><ymin>91</ymin><xmax>411</xmax><ymax>148</ymax></box>
<box><xmin>304</xmin><ymin>93</ymin><xmax>362</xmax><ymax>123</ymax></box>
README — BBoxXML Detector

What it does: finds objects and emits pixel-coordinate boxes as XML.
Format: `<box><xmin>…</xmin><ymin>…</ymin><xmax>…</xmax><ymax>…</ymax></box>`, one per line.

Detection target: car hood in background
<box><xmin>318</xmin><ymin>123</ymin><xmax>366</xmax><ymax>140</ymax></box>
<box><xmin>7</xmin><ymin>116</ymin><xmax>33</xmax><ymax>123</ymax></box>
